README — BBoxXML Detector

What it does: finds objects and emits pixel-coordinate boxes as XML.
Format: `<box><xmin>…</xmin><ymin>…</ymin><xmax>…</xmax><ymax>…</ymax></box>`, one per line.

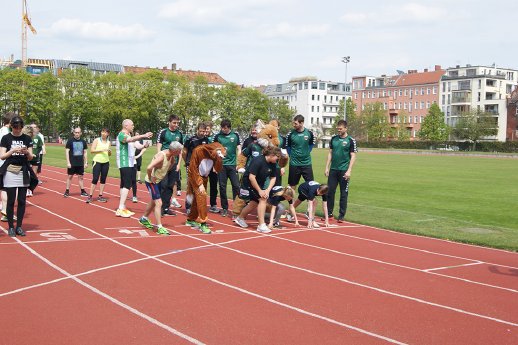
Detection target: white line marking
<box><xmin>423</xmin><ymin>262</ymin><xmax>485</xmax><ymax>272</ymax></box>
<box><xmin>0</xmin><ymin>226</ymin><xmax>204</xmax><ymax>345</ymax></box>
<box><xmin>23</xmin><ymin>193</ymin><xmax>408</xmax><ymax>343</ymax></box>
<box><xmin>27</xmin><ymin>190</ymin><xmax>518</xmax><ymax>328</ymax></box>
<box><xmin>21</xmin><ymin>229</ymin><xmax>72</xmax><ymax>233</ymax></box>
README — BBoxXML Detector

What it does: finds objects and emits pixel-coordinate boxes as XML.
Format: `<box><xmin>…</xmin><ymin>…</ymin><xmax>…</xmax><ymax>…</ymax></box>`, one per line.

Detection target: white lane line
<box><xmin>423</xmin><ymin>262</ymin><xmax>485</xmax><ymax>272</ymax></box>
<box><xmin>28</xmin><ymin>189</ymin><xmax>518</xmax><ymax>328</ymax></box>
<box><xmin>19</xmin><ymin>229</ymin><xmax>72</xmax><ymax>233</ymax></box>
<box><xmin>22</xmin><ymin>194</ymin><xmax>407</xmax><ymax>343</ymax></box>
<box><xmin>36</xmin><ymin>180</ymin><xmax>518</xmax><ymax>295</ymax></box>
<box><xmin>42</xmin><ymin>169</ymin><xmax>518</xmax><ymax>270</ymax></box>
<box><xmin>0</xmin><ymin>226</ymin><xmax>204</xmax><ymax>345</ymax></box>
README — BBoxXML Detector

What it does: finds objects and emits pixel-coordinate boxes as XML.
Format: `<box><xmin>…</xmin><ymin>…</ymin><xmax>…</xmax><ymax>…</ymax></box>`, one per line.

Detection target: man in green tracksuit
<box><xmin>213</xmin><ymin>119</ymin><xmax>241</xmax><ymax>217</ymax></box>
<box><xmin>285</xmin><ymin>114</ymin><xmax>316</xmax><ymax>189</ymax></box>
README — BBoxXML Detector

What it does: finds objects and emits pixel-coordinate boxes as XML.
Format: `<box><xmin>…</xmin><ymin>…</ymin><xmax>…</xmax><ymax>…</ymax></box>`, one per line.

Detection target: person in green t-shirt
<box><xmin>213</xmin><ymin>119</ymin><xmax>241</xmax><ymax>217</ymax></box>
<box><xmin>285</xmin><ymin>114</ymin><xmax>316</xmax><ymax>189</ymax></box>
<box><xmin>324</xmin><ymin>119</ymin><xmax>357</xmax><ymax>222</ymax></box>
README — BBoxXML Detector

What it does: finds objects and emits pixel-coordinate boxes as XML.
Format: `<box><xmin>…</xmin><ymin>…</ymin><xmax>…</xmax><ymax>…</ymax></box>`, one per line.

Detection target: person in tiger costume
<box><xmin>185</xmin><ymin>142</ymin><xmax>226</xmax><ymax>234</ymax></box>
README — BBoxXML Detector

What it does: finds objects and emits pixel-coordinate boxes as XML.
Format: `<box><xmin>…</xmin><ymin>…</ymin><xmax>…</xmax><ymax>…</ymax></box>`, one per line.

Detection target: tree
<box><xmin>268</xmin><ymin>98</ymin><xmax>296</xmax><ymax>134</ymax></box>
<box><xmin>361</xmin><ymin>102</ymin><xmax>390</xmax><ymax>141</ymax></box>
<box><xmin>26</xmin><ymin>72</ymin><xmax>60</xmax><ymax>138</ymax></box>
<box><xmin>336</xmin><ymin>97</ymin><xmax>363</xmax><ymax>139</ymax></box>
<box><xmin>0</xmin><ymin>69</ymin><xmax>30</xmax><ymax>115</ymax></box>
<box><xmin>451</xmin><ymin>110</ymin><xmax>498</xmax><ymax>150</ymax></box>
<box><xmin>419</xmin><ymin>103</ymin><xmax>450</xmax><ymax>141</ymax></box>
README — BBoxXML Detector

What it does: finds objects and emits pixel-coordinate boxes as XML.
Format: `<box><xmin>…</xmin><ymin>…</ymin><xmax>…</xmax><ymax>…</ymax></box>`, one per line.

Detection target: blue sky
<box><xmin>2</xmin><ymin>0</ymin><xmax>517</xmax><ymax>85</ymax></box>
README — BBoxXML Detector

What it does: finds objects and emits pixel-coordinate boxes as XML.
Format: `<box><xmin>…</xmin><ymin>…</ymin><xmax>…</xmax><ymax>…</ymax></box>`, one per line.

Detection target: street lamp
<box><xmin>341</xmin><ymin>56</ymin><xmax>350</xmax><ymax>121</ymax></box>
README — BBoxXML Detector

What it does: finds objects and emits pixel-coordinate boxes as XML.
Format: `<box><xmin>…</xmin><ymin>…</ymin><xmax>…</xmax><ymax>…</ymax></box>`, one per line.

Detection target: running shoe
<box><xmin>7</xmin><ymin>227</ymin><xmax>15</xmax><ymax>237</ymax></box>
<box><xmin>199</xmin><ymin>223</ymin><xmax>211</xmax><ymax>234</ymax></box>
<box><xmin>234</xmin><ymin>216</ymin><xmax>248</xmax><ymax>228</ymax></box>
<box><xmin>97</xmin><ymin>196</ymin><xmax>108</xmax><ymax>203</ymax></box>
<box><xmin>156</xmin><ymin>226</ymin><xmax>170</xmax><ymax>235</ymax></box>
<box><xmin>1</xmin><ymin>215</ymin><xmax>16</xmax><ymax>222</ymax></box>
<box><xmin>115</xmin><ymin>209</ymin><xmax>131</xmax><ymax>218</ymax></box>
<box><xmin>257</xmin><ymin>223</ymin><xmax>272</xmax><ymax>233</ymax></box>
<box><xmin>176</xmin><ymin>190</ymin><xmax>182</xmax><ymax>196</ymax></box>
<box><xmin>208</xmin><ymin>206</ymin><xmax>220</xmax><ymax>213</ymax></box>
<box><xmin>138</xmin><ymin>216</ymin><xmax>154</xmax><ymax>230</ymax></box>
<box><xmin>171</xmin><ymin>198</ymin><xmax>181</xmax><ymax>208</ymax></box>
<box><xmin>126</xmin><ymin>209</ymin><xmax>135</xmax><ymax>216</ymax></box>
<box><xmin>63</xmin><ymin>190</ymin><xmax>70</xmax><ymax>198</ymax></box>
<box><xmin>185</xmin><ymin>220</ymin><xmax>200</xmax><ymax>229</ymax></box>
<box><xmin>80</xmin><ymin>191</ymin><xmax>89</xmax><ymax>197</ymax></box>
<box><xmin>86</xmin><ymin>196</ymin><xmax>92</xmax><ymax>204</ymax></box>
<box><xmin>272</xmin><ymin>221</ymin><xmax>283</xmax><ymax>229</ymax></box>
<box><xmin>312</xmin><ymin>222</ymin><xmax>321</xmax><ymax>228</ymax></box>
<box><xmin>336</xmin><ymin>217</ymin><xmax>344</xmax><ymax>223</ymax></box>
<box><xmin>26</xmin><ymin>190</ymin><xmax>33</xmax><ymax>197</ymax></box>
<box><xmin>286</xmin><ymin>214</ymin><xmax>294</xmax><ymax>222</ymax></box>
<box><xmin>220</xmin><ymin>209</ymin><xmax>228</xmax><ymax>217</ymax></box>
<box><xmin>38</xmin><ymin>180</ymin><xmax>43</xmax><ymax>185</ymax></box>
<box><xmin>132</xmin><ymin>196</ymin><xmax>138</xmax><ymax>203</ymax></box>
<box><xmin>162</xmin><ymin>209</ymin><xmax>176</xmax><ymax>216</ymax></box>
<box><xmin>15</xmin><ymin>227</ymin><xmax>26</xmax><ymax>236</ymax></box>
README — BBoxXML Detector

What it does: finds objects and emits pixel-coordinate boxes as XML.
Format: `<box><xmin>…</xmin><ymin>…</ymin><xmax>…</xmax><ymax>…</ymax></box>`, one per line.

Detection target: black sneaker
<box><xmin>162</xmin><ymin>209</ymin><xmax>176</xmax><ymax>216</ymax></box>
<box><xmin>336</xmin><ymin>217</ymin><xmax>344</xmax><ymax>223</ymax></box>
<box><xmin>208</xmin><ymin>206</ymin><xmax>220</xmax><ymax>213</ymax></box>
<box><xmin>86</xmin><ymin>197</ymin><xmax>92</xmax><ymax>204</ymax></box>
<box><xmin>80</xmin><ymin>191</ymin><xmax>89</xmax><ymax>197</ymax></box>
<box><xmin>220</xmin><ymin>209</ymin><xmax>228</xmax><ymax>217</ymax></box>
<box><xmin>97</xmin><ymin>196</ymin><xmax>108</xmax><ymax>203</ymax></box>
<box><xmin>7</xmin><ymin>227</ymin><xmax>15</xmax><ymax>237</ymax></box>
<box><xmin>15</xmin><ymin>227</ymin><xmax>26</xmax><ymax>236</ymax></box>
<box><xmin>63</xmin><ymin>191</ymin><xmax>70</xmax><ymax>198</ymax></box>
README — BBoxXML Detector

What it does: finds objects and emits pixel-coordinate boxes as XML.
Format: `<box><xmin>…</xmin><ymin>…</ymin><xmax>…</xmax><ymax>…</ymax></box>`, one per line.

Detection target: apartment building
<box><xmin>124</xmin><ymin>63</ymin><xmax>227</xmax><ymax>87</ymax></box>
<box><xmin>440</xmin><ymin>64</ymin><xmax>518</xmax><ymax>142</ymax></box>
<box><xmin>351</xmin><ymin>65</ymin><xmax>444</xmax><ymax>139</ymax></box>
<box><xmin>263</xmin><ymin>77</ymin><xmax>350</xmax><ymax>147</ymax></box>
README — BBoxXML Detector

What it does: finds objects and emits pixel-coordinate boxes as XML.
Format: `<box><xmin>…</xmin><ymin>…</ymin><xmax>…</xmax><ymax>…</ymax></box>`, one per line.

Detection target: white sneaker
<box><xmin>234</xmin><ymin>216</ymin><xmax>248</xmax><ymax>228</ymax></box>
<box><xmin>176</xmin><ymin>190</ymin><xmax>182</xmax><ymax>196</ymax></box>
<box><xmin>312</xmin><ymin>222</ymin><xmax>320</xmax><ymax>228</ymax></box>
<box><xmin>257</xmin><ymin>223</ymin><xmax>271</xmax><ymax>233</ymax></box>
<box><xmin>132</xmin><ymin>196</ymin><xmax>138</xmax><ymax>203</ymax></box>
<box><xmin>27</xmin><ymin>190</ymin><xmax>33</xmax><ymax>197</ymax></box>
<box><xmin>286</xmin><ymin>214</ymin><xmax>294</xmax><ymax>222</ymax></box>
<box><xmin>171</xmin><ymin>198</ymin><xmax>181</xmax><ymax>208</ymax></box>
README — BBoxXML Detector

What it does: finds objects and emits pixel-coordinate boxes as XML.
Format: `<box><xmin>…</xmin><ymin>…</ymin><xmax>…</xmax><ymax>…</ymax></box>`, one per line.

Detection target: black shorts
<box><xmin>239</xmin><ymin>187</ymin><xmax>260</xmax><ymax>203</ymax></box>
<box><xmin>119</xmin><ymin>167</ymin><xmax>133</xmax><ymax>189</ymax></box>
<box><xmin>288</xmin><ymin>165</ymin><xmax>314</xmax><ymax>187</ymax></box>
<box><xmin>67</xmin><ymin>166</ymin><xmax>84</xmax><ymax>176</ymax></box>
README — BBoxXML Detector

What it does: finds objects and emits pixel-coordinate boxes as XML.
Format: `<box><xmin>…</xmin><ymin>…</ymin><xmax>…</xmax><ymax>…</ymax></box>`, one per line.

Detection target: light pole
<box><xmin>341</xmin><ymin>56</ymin><xmax>350</xmax><ymax>121</ymax></box>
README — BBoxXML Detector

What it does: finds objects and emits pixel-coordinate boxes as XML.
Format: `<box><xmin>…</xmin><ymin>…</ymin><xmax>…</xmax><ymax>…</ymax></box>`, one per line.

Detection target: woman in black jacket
<box><xmin>0</xmin><ymin>116</ymin><xmax>34</xmax><ymax>237</ymax></box>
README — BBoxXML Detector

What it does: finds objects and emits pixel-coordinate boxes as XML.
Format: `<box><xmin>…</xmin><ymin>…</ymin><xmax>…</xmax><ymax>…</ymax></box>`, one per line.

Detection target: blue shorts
<box><xmin>145</xmin><ymin>181</ymin><xmax>162</xmax><ymax>200</ymax></box>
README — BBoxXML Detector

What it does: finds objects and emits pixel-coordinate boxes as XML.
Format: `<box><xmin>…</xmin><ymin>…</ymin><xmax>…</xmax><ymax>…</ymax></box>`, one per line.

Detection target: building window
<box><xmin>416</xmin><ymin>116</ymin><xmax>419</xmax><ymax>123</ymax></box>
<box><xmin>299</xmin><ymin>83</ymin><xmax>302</xmax><ymax>90</ymax></box>
<box><xmin>433</xmin><ymin>86</ymin><xmax>437</xmax><ymax>94</ymax></box>
<box><xmin>319</xmin><ymin>82</ymin><xmax>325</xmax><ymax>90</ymax></box>
<box><xmin>316</xmin><ymin>117</ymin><xmax>319</xmax><ymax>124</ymax></box>
<box><xmin>324</xmin><ymin>95</ymin><xmax>327</xmax><ymax>102</ymax></box>
<box><xmin>442</xmin><ymin>95</ymin><xmax>445</xmax><ymax>105</ymax></box>
<box><xmin>317</xmin><ymin>95</ymin><xmax>320</xmax><ymax>101</ymax></box>
<box><xmin>311</xmin><ymin>82</ymin><xmax>317</xmax><ymax>89</ymax></box>
<box><xmin>404</xmin><ymin>102</ymin><xmax>407</xmax><ymax>110</ymax></box>
<box><xmin>317</xmin><ymin>106</ymin><xmax>320</xmax><ymax>112</ymax></box>
<box><xmin>427</xmin><ymin>88</ymin><xmax>430</xmax><ymax>95</ymax></box>
<box><xmin>383</xmin><ymin>90</ymin><xmax>386</xmax><ymax>97</ymax></box>
<box><xmin>304</xmin><ymin>82</ymin><xmax>308</xmax><ymax>89</ymax></box>
<box><xmin>420</xmin><ymin>102</ymin><xmax>424</xmax><ymax>109</ymax></box>
<box><xmin>311</xmin><ymin>95</ymin><xmax>315</xmax><ymax>100</ymax></box>
<box><xmin>310</xmin><ymin>117</ymin><xmax>314</xmax><ymax>124</ymax></box>
<box><xmin>409</xmin><ymin>102</ymin><xmax>412</xmax><ymax>112</ymax></box>
<box><xmin>311</xmin><ymin>105</ymin><xmax>314</xmax><ymax>112</ymax></box>
<box><xmin>353</xmin><ymin>93</ymin><xmax>357</xmax><ymax>100</ymax></box>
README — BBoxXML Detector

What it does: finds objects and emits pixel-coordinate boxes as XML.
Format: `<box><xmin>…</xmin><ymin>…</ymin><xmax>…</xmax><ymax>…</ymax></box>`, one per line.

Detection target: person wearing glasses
<box><xmin>64</xmin><ymin>127</ymin><xmax>88</xmax><ymax>198</ymax></box>
<box><xmin>0</xmin><ymin>116</ymin><xmax>37</xmax><ymax>237</ymax></box>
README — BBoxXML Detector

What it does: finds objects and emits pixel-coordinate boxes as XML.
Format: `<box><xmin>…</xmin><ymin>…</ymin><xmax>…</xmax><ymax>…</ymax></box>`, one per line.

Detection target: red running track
<box><xmin>0</xmin><ymin>166</ymin><xmax>517</xmax><ymax>344</ymax></box>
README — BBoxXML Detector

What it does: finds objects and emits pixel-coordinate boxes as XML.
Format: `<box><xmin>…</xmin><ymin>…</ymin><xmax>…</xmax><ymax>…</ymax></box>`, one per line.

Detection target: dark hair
<box><xmin>203</xmin><ymin>120</ymin><xmax>213</xmax><ymax>128</ymax></box>
<box><xmin>318</xmin><ymin>184</ymin><xmax>329</xmax><ymax>195</ymax></box>
<box><xmin>101</xmin><ymin>127</ymin><xmax>110</xmax><ymax>133</ymax></box>
<box><xmin>336</xmin><ymin>120</ymin><xmax>348</xmax><ymax>128</ymax></box>
<box><xmin>220</xmin><ymin>119</ymin><xmax>231</xmax><ymax>129</ymax></box>
<box><xmin>168</xmin><ymin>114</ymin><xmax>180</xmax><ymax>122</ymax></box>
<box><xmin>10</xmin><ymin>115</ymin><xmax>24</xmax><ymax>127</ymax></box>
<box><xmin>263</xmin><ymin>146</ymin><xmax>281</xmax><ymax>157</ymax></box>
<box><xmin>293</xmin><ymin>114</ymin><xmax>304</xmax><ymax>123</ymax></box>
<box><xmin>197</xmin><ymin>122</ymin><xmax>206</xmax><ymax>130</ymax></box>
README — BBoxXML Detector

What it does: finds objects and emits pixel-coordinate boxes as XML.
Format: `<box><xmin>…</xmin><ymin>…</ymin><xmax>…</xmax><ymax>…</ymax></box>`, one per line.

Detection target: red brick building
<box><xmin>124</xmin><ymin>63</ymin><xmax>227</xmax><ymax>86</ymax></box>
<box><xmin>506</xmin><ymin>88</ymin><xmax>518</xmax><ymax>141</ymax></box>
<box><xmin>352</xmin><ymin>65</ymin><xmax>444</xmax><ymax>139</ymax></box>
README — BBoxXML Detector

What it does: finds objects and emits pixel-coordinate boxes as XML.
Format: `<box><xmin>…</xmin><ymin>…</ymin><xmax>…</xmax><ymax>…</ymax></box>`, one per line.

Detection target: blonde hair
<box><xmin>273</xmin><ymin>186</ymin><xmax>294</xmax><ymax>200</ymax></box>
<box><xmin>22</xmin><ymin>125</ymin><xmax>34</xmax><ymax>137</ymax></box>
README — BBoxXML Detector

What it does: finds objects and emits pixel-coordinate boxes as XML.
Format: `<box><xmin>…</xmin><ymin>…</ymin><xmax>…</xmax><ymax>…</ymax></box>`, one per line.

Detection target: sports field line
<box><xmin>38</xmin><ymin>177</ymin><xmax>518</xmax><ymax>293</ymax></box>
<box><xmin>0</xmin><ymin>225</ymin><xmax>305</xmax><ymax>298</ymax></box>
<box><xmin>42</xmin><ymin>167</ymin><xmax>518</xmax><ymax>263</ymax></box>
<box><xmin>24</xmin><ymin>195</ymin><xmax>408</xmax><ymax>344</ymax></box>
<box><xmin>0</xmin><ymin>226</ymin><xmax>204</xmax><ymax>345</ymax></box>
<box><xmin>423</xmin><ymin>262</ymin><xmax>485</xmax><ymax>272</ymax></box>
<box><xmin>32</xmin><ymin>185</ymin><xmax>518</xmax><ymax>327</ymax></box>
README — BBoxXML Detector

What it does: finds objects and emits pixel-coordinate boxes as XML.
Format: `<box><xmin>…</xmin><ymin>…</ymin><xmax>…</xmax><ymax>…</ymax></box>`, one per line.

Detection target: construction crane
<box><xmin>21</xmin><ymin>0</ymin><xmax>37</xmax><ymax>68</ymax></box>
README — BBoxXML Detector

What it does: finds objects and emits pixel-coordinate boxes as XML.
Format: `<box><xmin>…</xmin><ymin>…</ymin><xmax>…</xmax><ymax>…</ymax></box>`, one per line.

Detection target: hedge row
<box><xmin>357</xmin><ymin>140</ymin><xmax>518</xmax><ymax>153</ymax></box>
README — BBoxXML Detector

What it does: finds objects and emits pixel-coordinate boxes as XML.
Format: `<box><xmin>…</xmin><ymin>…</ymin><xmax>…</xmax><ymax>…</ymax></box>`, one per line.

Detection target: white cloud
<box><xmin>261</xmin><ymin>22</ymin><xmax>330</xmax><ymax>38</ymax></box>
<box><xmin>45</xmin><ymin>18</ymin><xmax>155</xmax><ymax>42</ymax></box>
<box><xmin>341</xmin><ymin>2</ymin><xmax>447</xmax><ymax>26</ymax></box>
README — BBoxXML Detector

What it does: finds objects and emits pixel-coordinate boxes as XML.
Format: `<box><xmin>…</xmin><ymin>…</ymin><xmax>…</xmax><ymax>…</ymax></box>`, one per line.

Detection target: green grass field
<box><xmin>43</xmin><ymin>144</ymin><xmax>518</xmax><ymax>251</ymax></box>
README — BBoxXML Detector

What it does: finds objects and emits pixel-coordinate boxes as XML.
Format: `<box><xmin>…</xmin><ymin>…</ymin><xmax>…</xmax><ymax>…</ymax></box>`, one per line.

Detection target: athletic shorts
<box><xmin>119</xmin><ymin>167</ymin><xmax>133</xmax><ymax>189</ymax></box>
<box><xmin>239</xmin><ymin>187</ymin><xmax>260</xmax><ymax>203</ymax></box>
<box><xmin>288</xmin><ymin>165</ymin><xmax>314</xmax><ymax>187</ymax></box>
<box><xmin>145</xmin><ymin>181</ymin><xmax>162</xmax><ymax>200</ymax></box>
<box><xmin>67</xmin><ymin>166</ymin><xmax>84</xmax><ymax>176</ymax></box>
